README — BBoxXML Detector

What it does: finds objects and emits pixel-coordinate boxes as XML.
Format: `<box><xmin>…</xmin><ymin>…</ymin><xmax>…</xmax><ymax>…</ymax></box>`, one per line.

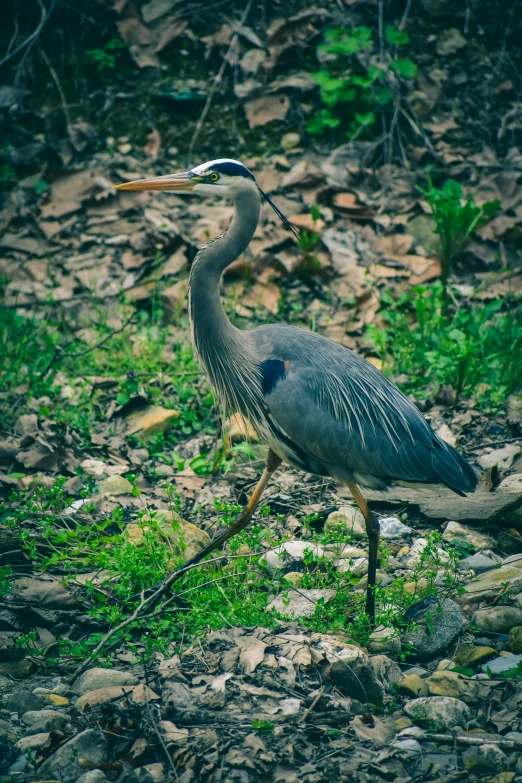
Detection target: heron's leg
<box><xmin>142</xmin><ymin>451</ymin><xmax>282</xmax><ymax>608</ymax></box>
<box><xmin>347</xmin><ymin>482</ymin><xmax>380</xmax><ymax>621</ymax></box>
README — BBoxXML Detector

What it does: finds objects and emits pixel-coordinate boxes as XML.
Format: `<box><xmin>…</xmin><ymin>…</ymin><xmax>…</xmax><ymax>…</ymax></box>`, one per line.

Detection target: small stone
<box><xmin>454</xmin><ymin>643</ymin><xmax>497</xmax><ymax>668</ymax></box>
<box><xmin>97</xmin><ymin>475</ymin><xmax>134</xmax><ymax>496</ymax></box>
<box><xmin>21</xmin><ymin>709</ymin><xmax>69</xmax><ymax>735</ymax></box>
<box><xmin>225</xmin><ymin>413</ymin><xmax>259</xmax><ymax>444</ymax></box>
<box><xmin>77</xmin><ymin>772</ymin><xmax>108</xmax><ymax>783</ymax></box>
<box><xmin>458</xmin><ymin>553</ymin><xmax>501</xmax><ymax>573</ymax></box>
<box><xmin>404</xmin><ymin>696</ymin><xmax>471</xmax><ymax>729</ymax></box>
<box><xmin>282</xmin><ymin>571</ymin><xmax>304</xmax><ymax>587</ymax></box>
<box><xmin>336</xmin><ymin>556</ymin><xmax>368</xmax><ymax>577</ymax></box>
<box><xmin>125</xmin><ymin>511</ymin><xmax>210</xmax><ymax>567</ymax></box>
<box><xmin>428</xmin><ymin>670</ymin><xmax>485</xmax><ymax>704</ymax></box>
<box><xmin>402</xmin><ymin>597</ymin><xmax>466</xmax><ymax>661</ymax></box>
<box><xmin>481</xmin><ymin>653</ymin><xmax>522</xmax><ymax>675</ymax></box>
<box><xmin>352</xmin><ymin>570</ymin><xmax>387</xmax><ymax>590</ymax></box>
<box><xmin>393</xmin><ymin>738</ymin><xmax>422</xmax><ymax>753</ymax></box>
<box><xmin>134</xmin><ymin>762</ymin><xmax>165</xmax><ymax>782</ymax></box>
<box><xmin>378</xmin><ymin>517</ymin><xmax>412</xmax><ymax>539</ymax></box>
<box><xmin>0</xmin><ymin>660</ymin><xmax>35</xmax><ymax>678</ymax></box>
<box><xmin>281</xmin><ymin>132</ymin><xmax>301</xmax><ymax>150</ymax></box>
<box><xmin>462</xmin><ymin>743</ymin><xmax>508</xmax><ymax>772</ymax></box>
<box><xmin>368</xmin><ymin>626</ymin><xmax>401</xmax><ymax>660</ymax></box>
<box><xmin>72</xmin><ymin>667</ymin><xmax>138</xmax><ymax>696</ymax></box>
<box><xmin>75</xmin><ymin>685</ymin><xmax>135</xmax><ymax>713</ymax></box>
<box><xmin>48</xmin><ymin>693</ymin><xmax>69</xmax><ymax>706</ymax></box>
<box><xmin>267</xmin><ymin>588</ymin><xmax>335</xmax><ymax>618</ymax></box>
<box><xmin>398</xmin><ymin>674</ymin><xmax>429</xmax><ymax>697</ymax></box>
<box><xmin>15</xmin><ymin>732</ymin><xmax>50</xmax><ymax>752</ymax></box>
<box><xmin>125</xmin><ymin>405</ymin><xmax>180</xmax><ymax>441</ymax></box>
<box><xmin>436</xmin><ymin>28</ymin><xmax>467</xmax><ymax>56</ymax></box>
<box><xmin>442</xmin><ymin>521</ymin><xmax>493</xmax><ymax>551</ymax></box>
<box><xmin>406</xmin><ymin>537</ymin><xmax>449</xmax><ymax>566</ymax></box>
<box><xmin>6</xmin><ymin>689</ymin><xmax>45</xmax><ymax>714</ymax></box>
<box><xmin>38</xmin><ymin>728</ymin><xmax>109</xmax><ymax>783</ymax></box>
<box><xmin>325</xmin><ymin>506</ymin><xmax>366</xmax><ymax>538</ymax></box>
<box><xmin>471</xmin><ymin>606</ymin><xmax>522</xmax><ymax>634</ymax></box>
<box><xmin>118</xmin><ymin>143</ymin><xmax>132</xmax><ymax>154</ymax></box>
<box><xmin>507</xmin><ymin>626</ymin><xmax>522</xmax><ymax>653</ymax></box>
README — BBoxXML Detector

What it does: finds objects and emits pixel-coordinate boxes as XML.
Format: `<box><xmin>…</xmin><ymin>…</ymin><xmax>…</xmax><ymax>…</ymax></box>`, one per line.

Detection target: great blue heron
<box><xmin>115</xmin><ymin>158</ymin><xmax>477</xmax><ymax>618</ymax></box>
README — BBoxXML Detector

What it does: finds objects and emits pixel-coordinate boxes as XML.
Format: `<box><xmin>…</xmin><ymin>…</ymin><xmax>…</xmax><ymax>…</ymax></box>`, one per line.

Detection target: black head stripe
<box><xmin>212</xmin><ymin>161</ymin><xmax>255</xmax><ymax>179</ymax></box>
<box><xmin>257</xmin><ymin>186</ymin><xmax>301</xmax><ymax>240</ymax></box>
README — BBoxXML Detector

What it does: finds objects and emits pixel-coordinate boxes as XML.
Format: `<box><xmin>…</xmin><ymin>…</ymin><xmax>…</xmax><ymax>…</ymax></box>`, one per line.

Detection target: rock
<box><xmin>352</xmin><ymin>570</ymin><xmax>387</xmax><ymax>590</ymax></box>
<box><xmin>267</xmin><ymin>588</ymin><xmax>335</xmax><ymax>618</ymax></box>
<box><xmin>125</xmin><ymin>511</ymin><xmax>210</xmax><ymax>566</ymax></box>
<box><xmin>428</xmin><ymin>671</ymin><xmax>485</xmax><ymax>704</ymax></box>
<box><xmin>464</xmin><ymin>562</ymin><xmax>522</xmax><ymax>602</ymax></box>
<box><xmin>462</xmin><ymin>743</ymin><xmax>508</xmax><ymax>772</ymax></box>
<box><xmin>407</xmin><ymin>214</ymin><xmax>441</xmax><ymax>256</ymax></box>
<box><xmin>453</xmin><ymin>643</ymin><xmax>497</xmax><ymax>668</ymax></box>
<box><xmin>507</xmin><ymin>626</ymin><xmax>522</xmax><ymax>653</ymax></box>
<box><xmin>21</xmin><ymin>709</ymin><xmax>69</xmax><ymax>735</ymax></box>
<box><xmin>0</xmin><ymin>660</ymin><xmax>35</xmax><ymax>678</ymax></box>
<box><xmin>262</xmin><ymin>540</ymin><xmax>325</xmax><ymax>573</ymax></box>
<box><xmin>135</xmin><ymin>762</ymin><xmax>165</xmax><ymax>782</ymax></box>
<box><xmin>6</xmin><ymin>689</ymin><xmax>45</xmax><ymax>714</ymax></box>
<box><xmin>442</xmin><ymin>521</ymin><xmax>493</xmax><ymax>550</ymax></box>
<box><xmin>75</xmin><ymin>685</ymin><xmax>135</xmax><ymax>713</ymax></box>
<box><xmin>398</xmin><ymin>674</ymin><xmax>429</xmax><ymax>697</ymax></box>
<box><xmin>162</xmin><ymin>681</ymin><xmax>200</xmax><ymax>719</ymax></box>
<box><xmin>436</xmin><ymin>28</ymin><xmax>468</xmax><ymax>56</ymax></box>
<box><xmin>38</xmin><ymin>728</ymin><xmax>109</xmax><ymax>783</ymax></box>
<box><xmin>125</xmin><ymin>405</ymin><xmax>180</xmax><ymax>441</ymax></box>
<box><xmin>48</xmin><ymin>693</ymin><xmax>69</xmax><ymax>706</ymax></box>
<box><xmin>77</xmin><ymin>772</ymin><xmax>108</xmax><ymax>783</ymax></box>
<box><xmin>282</xmin><ymin>572</ymin><xmax>303</xmax><ymax>587</ymax></box>
<box><xmin>15</xmin><ymin>413</ymin><xmax>39</xmax><ymax>436</ymax></box>
<box><xmin>379</xmin><ymin>517</ymin><xmax>412</xmax><ymax>538</ymax></box>
<box><xmin>458</xmin><ymin>552</ymin><xmax>501</xmax><ymax>573</ymax></box>
<box><xmin>393</xmin><ymin>738</ymin><xmax>422</xmax><ymax>753</ymax></box>
<box><xmin>404</xmin><ymin>696</ymin><xmax>471</xmax><ymax>729</ymax></box>
<box><xmin>97</xmin><ymin>475</ymin><xmax>134</xmax><ymax>496</ymax></box>
<box><xmin>321</xmin><ymin>639</ymin><xmax>400</xmax><ymax>704</ymax></box>
<box><xmin>72</xmin><ymin>667</ymin><xmax>138</xmax><ymax>696</ymax></box>
<box><xmin>15</xmin><ymin>732</ymin><xmax>50</xmax><ymax>752</ymax></box>
<box><xmin>336</xmin><ymin>557</ymin><xmax>368</xmax><ymax>577</ymax></box>
<box><xmin>471</xmin><ymin>606</ymin><xmax>522</xmax><ymax>634</ymax></box>
<box><xmin>324</xmin><ymin>506</ymin><xmax>366</xmax><ymax>538</ymax></box>
<box><xmin>481</xmin><ymin>653</ymin><xmax>522</xmax><ymax>675</ymax></box>
<box><xmin>281</xmin><ymin>132</ymin><xmax>301</xmax><ymax>150</ymax></box>
<box><xmin>402</xmin><ymin>597</ymin><xmax>466</xmax><ymax>661</ymax></box>
<box><xmin>368</xmin><ymin>626</ymin><xmax>401</xmax><ymax>659</ymax></box>
<box><xmin>365</xmin><ymin>474</ymin><xmax>522</xmax><ymax>525</ymax></box>
<box><xmin>224</xmin><ymin>413</ymin><xmax>259</xmax><ymax>444</ymax></box>
<box><xmin>405</xmin><ymin>537</ymin><xmax>449</xmax><ymax>566</ymax></box>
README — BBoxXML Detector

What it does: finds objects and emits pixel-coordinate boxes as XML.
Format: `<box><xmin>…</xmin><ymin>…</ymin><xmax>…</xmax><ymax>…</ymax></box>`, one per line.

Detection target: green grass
<box><xmin>3</xmin><ymin>476</ymin><xmax>463</xmax><ymax>663</ymax></box>
<box><xmin>366</xmin><ymin>282</ymin><xmax>522</xmax><ymax>409</ymax></box>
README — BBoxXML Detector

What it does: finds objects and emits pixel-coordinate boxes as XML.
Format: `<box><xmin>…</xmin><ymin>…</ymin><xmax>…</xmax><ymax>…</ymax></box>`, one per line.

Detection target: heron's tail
<box><xmin>430</xmin><ymin>437</ymin><xmax>478</xmax><ymax>497</ymax></box>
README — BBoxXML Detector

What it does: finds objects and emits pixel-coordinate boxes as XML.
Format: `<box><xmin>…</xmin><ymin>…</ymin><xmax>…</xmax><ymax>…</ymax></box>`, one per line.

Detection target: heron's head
<box><xmin>115</xmin><ymin>158</ymin><xmax>256</xmax><ymax>197</ymax></box>
<box><xmin>115</xmin><ymin>158</ymin><xmax>299</xmax><ymax>237</ymax></box>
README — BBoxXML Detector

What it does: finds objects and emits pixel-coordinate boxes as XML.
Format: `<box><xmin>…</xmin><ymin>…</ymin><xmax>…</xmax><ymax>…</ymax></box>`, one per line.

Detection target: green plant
<box><xmin>86</xmin><ymin>38</ymin><xmax>125</xmax><ymax>72</ymax></box>
<box><xmin>419</xmin><ymin>177</ymin><xmax>500</xmax><ymax>302</ymax></box>
<box><xmin>366</xmin><ymin>283</ymin><xmax>522</xmax><ymax>407</ymax></box>
<box><xmin>307</xmin><ymin>24</ymin><xmax>417</xmax><ymax>140</ymax></box>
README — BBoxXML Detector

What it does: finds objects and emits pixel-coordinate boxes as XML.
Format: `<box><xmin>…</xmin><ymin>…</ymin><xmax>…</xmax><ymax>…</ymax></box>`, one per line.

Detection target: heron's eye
<box><xmin>209</xmin><ymin>172</ymin><xmax>219</xmax><ymax>181</ymax></box>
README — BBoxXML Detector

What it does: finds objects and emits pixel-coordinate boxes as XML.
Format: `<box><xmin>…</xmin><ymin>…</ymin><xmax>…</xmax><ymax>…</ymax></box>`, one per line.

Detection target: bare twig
<box><xmin>39</xmin><ymin>46</ymin><xmax>72</xmax><ymax>134</ymax></box>
<box><xmin>0</xmin><ymin>0</ymin><xmax>57</xmax><ymax>68</ymax></box>
<box><xmin>187</xmin><ymin>0</ymin><xmax>253</xmax><ymax>165</ymax></box>
<box><xmin>416</xmin><ymin>732</ymin><xmax>522</xmax><ymax>751</ymax></box>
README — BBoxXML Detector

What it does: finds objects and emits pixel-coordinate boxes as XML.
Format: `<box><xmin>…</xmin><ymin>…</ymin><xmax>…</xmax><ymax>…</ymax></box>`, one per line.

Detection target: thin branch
<box><xmin>187</xmin><ymin>0</ymin><xmax>254</xmax><ymax>165</ymax></box>
<box><xmin>0</xmin><ymin>0</ymin><xmax>57</xmax><ymax>68</ymax></box>
<box><xmin>39</xmin><ymin>46</ymin><xmax>72</xmax><ymax>134</ymax></box>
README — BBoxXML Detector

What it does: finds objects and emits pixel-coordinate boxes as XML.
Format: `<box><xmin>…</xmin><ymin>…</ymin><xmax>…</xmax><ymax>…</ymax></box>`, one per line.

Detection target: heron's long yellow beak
<box><xmin>114</xmin><ymin>172</ymin><xmax>195</xmax><ymax>191</ymax></box>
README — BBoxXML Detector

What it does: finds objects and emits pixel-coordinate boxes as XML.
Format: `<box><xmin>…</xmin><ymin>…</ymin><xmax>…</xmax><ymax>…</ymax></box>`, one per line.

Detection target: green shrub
<box><xmin>307</xmin><ymin>24</ymin><xmax>417</xmax><ymax>139</ymax></box>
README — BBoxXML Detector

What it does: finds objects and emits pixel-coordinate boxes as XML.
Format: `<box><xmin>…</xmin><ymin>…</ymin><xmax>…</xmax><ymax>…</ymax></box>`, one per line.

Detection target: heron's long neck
<box><xmin>188</xmin><ymin>188</ymin><xmax>261</xmax><ymax>402</ymax></box>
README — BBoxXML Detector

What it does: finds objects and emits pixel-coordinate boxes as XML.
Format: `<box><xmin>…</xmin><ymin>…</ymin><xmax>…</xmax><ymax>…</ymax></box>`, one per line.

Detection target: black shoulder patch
<box><xmin>260</xmin><ymin>359</ymin><xmax>286</xmax><ymax>395</ymax></box>
<box><xmin>213</xmin><ymin>161</ymin><xmax>255</xmax><ymax>180</ymax></box>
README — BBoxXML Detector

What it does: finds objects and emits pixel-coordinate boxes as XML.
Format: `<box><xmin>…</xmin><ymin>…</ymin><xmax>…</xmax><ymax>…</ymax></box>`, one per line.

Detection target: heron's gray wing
<box><xmin>260</xmin><ymin>355</ymin><xmax>477</xmax><ymax>495</ymax></box>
